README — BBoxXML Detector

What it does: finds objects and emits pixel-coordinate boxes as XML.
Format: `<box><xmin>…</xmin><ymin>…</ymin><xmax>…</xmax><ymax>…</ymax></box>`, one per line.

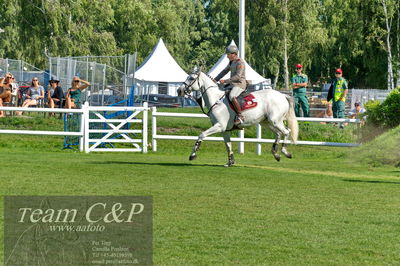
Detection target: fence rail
<box><xmin>83</xmin><ymin>104</ymin><xmax>148</xmax><ymax>153</ymax></box>
<box><xmin>0</xmin><ymin>103</ymin><xmax>148</xmax><ymax>153</ymax></box>
<box><xmin>151</xmin><ymin>108</ymin><xmax>361</xmax><ymax>155</ymax></box>
<box><xmin>0</xmin><ymin>105</ymin><xmax>360</xmax><ymax>155</ymax></box>
<box><xmin>0</xmin><ymin>107</ymin><xmax>85</xmax><ymax>150</ymax></box>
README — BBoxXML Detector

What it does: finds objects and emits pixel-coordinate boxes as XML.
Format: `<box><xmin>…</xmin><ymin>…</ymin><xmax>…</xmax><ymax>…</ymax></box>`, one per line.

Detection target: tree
<box><xmin>247</xmin><ymin>0</ymin><xmax>326</xmax><ymax>89</ymax></box>
<box><xmin>0</xmin><ymin>0</ymin><xmax>23</xmax><ymax>60</ymax></box>
<box><xmin>112</xmin><ymin>0</ymin><xmax>157</xmax><ymax>63</ymax></box>
<box><xmin>380</xmin><ymin>0</ymin><xmax>396</xmax><ymax>90</ymax></box>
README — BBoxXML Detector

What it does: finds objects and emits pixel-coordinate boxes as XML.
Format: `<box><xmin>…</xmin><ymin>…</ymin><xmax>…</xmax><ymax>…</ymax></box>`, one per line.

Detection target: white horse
<box><xmin>177</xmin><ymin>67</ymin><xmax>298</xmax><ymax>166</ymax></box>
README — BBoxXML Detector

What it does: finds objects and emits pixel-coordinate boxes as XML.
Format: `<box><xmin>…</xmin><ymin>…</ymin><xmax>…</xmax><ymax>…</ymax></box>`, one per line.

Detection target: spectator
<box><xmin>16</xmin><ymin>77</ymin><xmax>44</xmax><ymax>116</ymax></box>
<box><xmin>327</xmin><ymin>68</ymin><xmax>348</xmax><ymax>119</ymax></box>
<box><xmin>0</xmin><ymin>73</ymin><xmax>14</xmax><ymax>117</ymax></box>
<box><xmin>318</xmin><ymin>102</ymin><xmax>333</xmax><ymax>124</ymax></box>
<box><xmin>349</xmin><ymin>101</ymin><xmax>365</xmax><ymax>119</ymax></box>
<box><xmin>66</xmin><ymin>77</ymin><xmax>90</xmax><ymax>109</ymax></box>
<box><xmin>9</xmin><ymin>75</ymin><xmax>18</xmax><ymax>104</ymax></box>
<box><xmin>291</xmin><ymin>64</ymin><xmax>309</xmax><ymax>117</ymax></box>
<box><xmin>324</xmin><ymin>102</ymin><xmax>333</xmax><ymax>118</ymax></box>
<box><xmin>47</xmin><ymin>79</ymin><xmax>65</xmax><ymax>109</ymax></box>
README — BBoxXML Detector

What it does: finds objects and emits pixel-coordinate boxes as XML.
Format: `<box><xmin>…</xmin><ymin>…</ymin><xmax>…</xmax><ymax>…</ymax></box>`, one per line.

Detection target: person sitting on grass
<box><xmin>318</xmin><ymin>102</ymin><xmax>333</xmax><ymax>124</ymax></box>
<box><xmin>66</xmin><ymin>77</ymin><xmax>90</xmax><ymax>109</ymax></box>
<box><xmin>16</xmin><ymin>77</ymin><xmax>44</xmax><ymax>116</ymax></box>
<box><xmin>349</xmin><ymin>101</ymin><xmax>365</xmax><ymax>119</ymax></box>
<box><xmin>0</xmin><ymin>73</ymin><xmax>14</xmax><ymax>117</ymax></box>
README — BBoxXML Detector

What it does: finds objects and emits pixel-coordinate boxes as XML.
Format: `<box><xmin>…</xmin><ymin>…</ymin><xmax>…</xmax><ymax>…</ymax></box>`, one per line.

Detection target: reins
<box><xmin>184</xmin><ymin>72</ymin><xmax>224</xmax><ymax>116</ymax></box>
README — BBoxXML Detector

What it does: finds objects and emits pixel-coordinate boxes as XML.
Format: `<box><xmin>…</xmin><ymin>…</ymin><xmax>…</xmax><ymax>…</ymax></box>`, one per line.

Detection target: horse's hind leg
<box><xmin>222</xmin><ymin>132</ymin><xmax>235</xmax><ymax>167</ymax></box>
<box><xmin>268</xmin><ymin>124</ymin><xmax>281</xmax><ymax>162</ymax></box>
<box><xmin>272</xmin><ymin>120</ymin><xmax>292</xmax><ymax>159</ymax></box>
<box><xmin>189</xmin><ymin>123</ymin><xmax>223</xmax><ymax>161</ymax></box>
<box><xmin>281</xmin><ymin>133</ymin><xmax>292</xmax><ymax>159</ymax></box>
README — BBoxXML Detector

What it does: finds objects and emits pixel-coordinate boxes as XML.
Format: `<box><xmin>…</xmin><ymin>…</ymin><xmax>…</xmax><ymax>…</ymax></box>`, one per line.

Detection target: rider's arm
<box><xmin>215</xmin><ymin>64</ymin><xmax>230</xmax><ymax>82</ymax></box>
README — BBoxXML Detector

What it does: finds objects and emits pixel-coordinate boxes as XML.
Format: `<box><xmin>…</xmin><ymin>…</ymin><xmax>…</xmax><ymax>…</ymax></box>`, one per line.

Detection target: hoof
<box><xmin>283</xmin><ymin>152</ymin><xmax>292</xmax><ymax>159</ymax></box>
<box><xmin>273</xmin><ymin>153</ymin><xmax>281</xmax><ymax>162</ymax></box>
<box><xmin>189</xmin><ymin>154</ymin><xmax>197</xmax><ymax>161</ymax></box>
<box><xmin>224</xmin><ymin>154</ymin><xmax>235</xmax><ymax>167</ymax></box>
<box><xmin>224</xmin><ymin>161</ymin><xmax>235</xmax><ymax>168</ymax></box>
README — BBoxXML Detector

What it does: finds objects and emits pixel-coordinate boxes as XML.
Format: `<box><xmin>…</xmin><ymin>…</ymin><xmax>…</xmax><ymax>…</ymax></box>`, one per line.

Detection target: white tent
<box><xmin>208</xmin><ymin>40</ymin><xmax>271</xmax><ymax>89</ymax></box>
<box><xmin>135</xmin><ymin>38</ymin><xmax>188</xmax><ymax>96</ymax></box>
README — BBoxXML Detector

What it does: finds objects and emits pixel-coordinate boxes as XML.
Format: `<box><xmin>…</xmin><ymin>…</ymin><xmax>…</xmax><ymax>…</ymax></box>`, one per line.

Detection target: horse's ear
<box><xmin>192</xmin><ymin>66</ymin><xmax>200</xmax><ymax>74</ymax></box>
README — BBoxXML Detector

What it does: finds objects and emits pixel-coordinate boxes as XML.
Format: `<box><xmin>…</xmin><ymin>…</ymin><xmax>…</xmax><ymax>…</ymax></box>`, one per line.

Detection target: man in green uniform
<box><xmin>327</xmin><ymin>68</ymin><xmax>348</xmax><ymax>118</ymax></box>
<box><xmin>291</xmin><ymin>64</ymin><xmax>309</xmax><ymax>117</ymax></box>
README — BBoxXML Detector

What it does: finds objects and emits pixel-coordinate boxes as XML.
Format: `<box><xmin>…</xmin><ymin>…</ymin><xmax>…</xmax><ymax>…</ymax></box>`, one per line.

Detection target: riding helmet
<box><xmin>226</xmin><ymin>45</ymin><xmax>239</xmax><ymax>54</ymax></box>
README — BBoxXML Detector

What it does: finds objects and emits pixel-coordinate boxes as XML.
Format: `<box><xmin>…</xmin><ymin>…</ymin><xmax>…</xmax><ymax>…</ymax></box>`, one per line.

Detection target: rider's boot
<box><xmin>231</xmin><ymin>97</ymin><xmax>244</xmax><ymax>126</ymax></box>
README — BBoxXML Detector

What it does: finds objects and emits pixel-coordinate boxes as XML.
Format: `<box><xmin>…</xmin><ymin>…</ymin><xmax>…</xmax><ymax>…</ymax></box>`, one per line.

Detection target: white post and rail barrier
<box><xmin>0</xmin><ymin>106</ymin><xmax>86</xmax><ymax>151</ymax></box>
<box><xmin>84</xmin><ymin>103</ymin><xmax>148</xmax><ymax>153</ymax></box>
<box><xmin>151</xmin><ymin>107</ymin><xmax>361</xmax><ymax>155</ymax></box>
<box><xmin>0</xmin><ymin>104</ymin><xmax>360</xmax><ymax>155</ymax></box>
<box><xmin>0</xmin><ymin>102</ymin><xmax>149</xmax><ymax>153</ymax></box>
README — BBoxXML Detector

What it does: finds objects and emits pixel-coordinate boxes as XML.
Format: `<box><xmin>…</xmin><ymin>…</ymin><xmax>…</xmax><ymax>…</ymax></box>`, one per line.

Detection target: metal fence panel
<box><xmin>48</xmin><ymin>55</ymin><xmax>135</xmax><ymax>106</ymax></box>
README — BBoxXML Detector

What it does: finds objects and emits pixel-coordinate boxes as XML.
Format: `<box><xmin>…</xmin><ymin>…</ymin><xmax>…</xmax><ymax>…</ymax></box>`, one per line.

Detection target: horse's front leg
<box><xmin>222</xmin><ymin>131</ymin><xmax>235</xmax><ymax>167</ymax></box>
<box><xmin>189</xmin><ymin>123</ymin><xmax>224</xmax><ymax>161</ymax></box>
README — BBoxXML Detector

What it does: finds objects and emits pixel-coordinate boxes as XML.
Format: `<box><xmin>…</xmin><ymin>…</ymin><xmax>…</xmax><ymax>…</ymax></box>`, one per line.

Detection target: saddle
<box><xmin>237</xmin><ymin>93</ymin><xmax>258</xmax><ymax>111</ymax></box>
<box><xmin>225</xmin><ymin>89</ymin><xmax>258</xmax><ymax>111</ymax></box>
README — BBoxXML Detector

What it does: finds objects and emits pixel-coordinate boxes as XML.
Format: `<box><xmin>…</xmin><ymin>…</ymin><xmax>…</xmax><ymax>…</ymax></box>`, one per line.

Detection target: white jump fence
<box><xmin>0</xmin><ymin>102</ymin><xmax>149</xmax><ymax>153</ymax></box>
<box><xmin>151</xmin><ymin>107</ymin><xmax>361</xmax><ymax>155</ymax></box>
<box><xmin>0</xmin><ymin>104</ymin><xmax>360</xmax><ymax>154</ymax></box>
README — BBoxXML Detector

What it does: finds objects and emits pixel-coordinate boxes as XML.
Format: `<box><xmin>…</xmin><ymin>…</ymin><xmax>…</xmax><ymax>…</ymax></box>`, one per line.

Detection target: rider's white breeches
<box><xmin>229</xmin><ymin>86</ymin><xmax>245</xmax><ymax>101</ymax></box>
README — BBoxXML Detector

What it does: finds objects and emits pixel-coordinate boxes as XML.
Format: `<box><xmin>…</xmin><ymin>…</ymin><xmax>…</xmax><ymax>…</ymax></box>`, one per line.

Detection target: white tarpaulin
<box><xmin>135</xmin><ymin>38</ymin><xmax>188</xmax><ymax>82</ymax></box>
<box><xmin>208</xmin><ymin>40</ymin><xmax>267</xmax><ymax>85</ymax></box>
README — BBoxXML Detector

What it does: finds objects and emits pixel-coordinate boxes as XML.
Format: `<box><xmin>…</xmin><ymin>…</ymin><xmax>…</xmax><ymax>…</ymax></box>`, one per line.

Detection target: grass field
<box><xmin>0</xmin><ymin>111</ymin><xmax>399</xmax><ymax>265</ymax></box>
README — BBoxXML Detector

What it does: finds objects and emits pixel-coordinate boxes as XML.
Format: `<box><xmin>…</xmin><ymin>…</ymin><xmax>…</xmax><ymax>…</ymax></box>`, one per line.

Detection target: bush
<box><xmin>364</xmin><ymin>100</ymin><xmax>382</xmax><ymax>126</ymax></box>
<box><xmin>365</xmin><ymin>88</ymin><xmax>400</xmax><ymax>128</ymax></box>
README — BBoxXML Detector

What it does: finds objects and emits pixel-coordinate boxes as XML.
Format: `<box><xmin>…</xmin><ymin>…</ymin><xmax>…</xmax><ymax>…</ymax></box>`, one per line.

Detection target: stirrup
<box><xmin>234</xmin><ymin>115</ymin><xmax>244</xmax><ymax>126</ymax></box>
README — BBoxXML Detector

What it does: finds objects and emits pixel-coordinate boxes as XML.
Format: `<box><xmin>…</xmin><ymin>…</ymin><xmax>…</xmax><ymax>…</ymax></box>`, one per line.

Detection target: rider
<box><xmin>215</xmin><ymin>45</ymin><xmax>246</xmax><ymax>126</ymax></box>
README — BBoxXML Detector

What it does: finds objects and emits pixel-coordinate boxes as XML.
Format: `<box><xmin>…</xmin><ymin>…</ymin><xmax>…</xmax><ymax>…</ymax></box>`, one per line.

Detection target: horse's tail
<box><xmin>285</xmin><ymin>95</ymin><xmax>298</xmax><ymax>144</ymax></box>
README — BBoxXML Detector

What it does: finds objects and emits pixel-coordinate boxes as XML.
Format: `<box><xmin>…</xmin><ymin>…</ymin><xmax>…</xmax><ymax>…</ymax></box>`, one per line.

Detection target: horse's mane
<box><xmin>201</xmin><ymin>71</ymin><xmax>218</xmax><ymax>85</ymax></box>
<box><xmin>205</xmin><ymin>73</ymin><xmax>214</xmax><ymax>80</ymax></box>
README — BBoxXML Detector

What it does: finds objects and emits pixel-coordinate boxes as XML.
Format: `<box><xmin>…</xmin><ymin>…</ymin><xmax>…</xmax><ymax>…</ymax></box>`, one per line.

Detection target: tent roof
<box><xmin>135</xmin><ymin>38</ymin><xmax>188</xmax><ymax>83</ymax></box>
<box><xmin>208</xmin><ymin>40</ymin><xmax>266</xmax><ymax>85</ymax></box>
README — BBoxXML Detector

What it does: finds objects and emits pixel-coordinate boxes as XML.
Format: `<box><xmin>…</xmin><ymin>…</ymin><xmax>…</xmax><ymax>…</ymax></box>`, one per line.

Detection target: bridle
<box><xmin>181</xmin><ymin>72</ymin><xmax>200</xmax><ymax>96</ymax></box>
<box><xmin>180</xmin><ymin>71</ymin><xmax>225</xmax><ymax>116</ymax></box>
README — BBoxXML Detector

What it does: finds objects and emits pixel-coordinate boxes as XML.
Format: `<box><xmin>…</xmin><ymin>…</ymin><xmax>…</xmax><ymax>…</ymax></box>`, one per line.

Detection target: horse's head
<box><xmin>177</xmin><ymin>66</ymin><xmax>201</xmax><ymax>97</ymax></box>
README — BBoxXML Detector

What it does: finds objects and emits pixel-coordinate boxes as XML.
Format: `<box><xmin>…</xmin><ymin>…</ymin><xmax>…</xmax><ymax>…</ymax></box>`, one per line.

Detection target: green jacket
<box><xmin>291</xmin><ymin>74</ymin><xmax>308</xmax><ymax>95</ymax></box>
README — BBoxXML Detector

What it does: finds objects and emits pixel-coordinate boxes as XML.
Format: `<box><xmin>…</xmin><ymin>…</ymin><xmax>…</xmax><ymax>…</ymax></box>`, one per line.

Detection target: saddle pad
<box><xmin>238</xmin><ymin>93</ymin><xmax>257</xmax><ymax>111</ymax></box>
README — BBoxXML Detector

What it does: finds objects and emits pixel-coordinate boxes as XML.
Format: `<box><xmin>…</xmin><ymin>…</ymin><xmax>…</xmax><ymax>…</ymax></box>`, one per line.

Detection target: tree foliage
<box><xmin>0</xmin><ymin>0</ymin><xmax>398</xmax><ymax>89</ymax></box>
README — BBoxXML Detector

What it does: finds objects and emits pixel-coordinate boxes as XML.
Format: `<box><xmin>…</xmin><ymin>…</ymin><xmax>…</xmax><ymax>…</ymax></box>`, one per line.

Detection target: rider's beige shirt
<box><xmin>215</xmin><ymin>58</ymin><xmax>246</xmax><ymax>90</ymax></box>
